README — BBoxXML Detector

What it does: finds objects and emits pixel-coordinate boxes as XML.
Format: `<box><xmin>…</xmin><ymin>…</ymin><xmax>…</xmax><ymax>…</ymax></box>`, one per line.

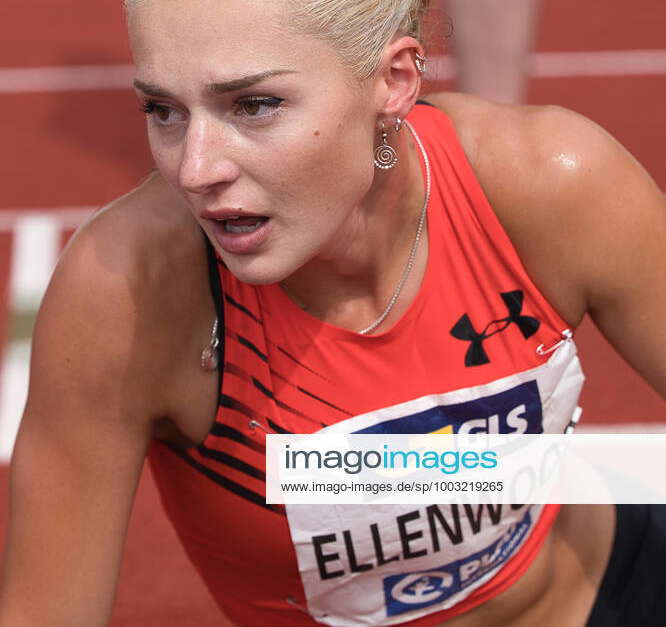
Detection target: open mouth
<box><xmin>221</xmin><ymin>216</ymin><xmax>269</xmax><ymax>234</ymax></box>
<box><xmin>208</xmin><ymin>213</ymin><xmax>273</xmax><ymax>255</ymax></box>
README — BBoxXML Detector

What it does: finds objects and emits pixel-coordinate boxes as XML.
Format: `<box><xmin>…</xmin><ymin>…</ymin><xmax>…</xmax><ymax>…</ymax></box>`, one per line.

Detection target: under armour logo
<box><xmin>450</xmin><ymin>291</ymin><xmax>540</xmax><ymax>367</ymax></box>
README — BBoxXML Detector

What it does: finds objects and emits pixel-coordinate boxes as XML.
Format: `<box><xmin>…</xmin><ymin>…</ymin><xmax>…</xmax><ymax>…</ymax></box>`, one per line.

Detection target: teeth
<box><xmin>224</xmin><ymin>221</ymin><xmax>263</xmax><ymax>233</ymax></box>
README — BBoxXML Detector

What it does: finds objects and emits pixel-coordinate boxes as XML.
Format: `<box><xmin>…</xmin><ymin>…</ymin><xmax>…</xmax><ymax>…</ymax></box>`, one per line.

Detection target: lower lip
<box><xmin>208</xmin><ymin>218</ymin><xmax>272</xmax><ymax>255</ymax></box>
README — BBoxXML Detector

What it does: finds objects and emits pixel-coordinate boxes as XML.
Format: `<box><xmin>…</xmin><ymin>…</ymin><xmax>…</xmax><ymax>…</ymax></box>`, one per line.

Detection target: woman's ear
<box><xmin>375</xmin><ymin>36</ymin><xmax>424</xmax><ymax>120</ymax></box>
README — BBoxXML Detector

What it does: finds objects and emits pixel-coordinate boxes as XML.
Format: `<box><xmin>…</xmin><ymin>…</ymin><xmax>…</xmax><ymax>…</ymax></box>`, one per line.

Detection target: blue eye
<box><xmin>235</xmin><ymin>96</ymin><xmax>283</xmax><ymax>118</ymax></box>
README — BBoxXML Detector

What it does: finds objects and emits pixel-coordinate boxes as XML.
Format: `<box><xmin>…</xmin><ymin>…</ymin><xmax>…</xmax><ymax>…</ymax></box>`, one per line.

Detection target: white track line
<box><xmin>0</xmin><ymin>65</ymin><xmax>135</xmax><ymax>93</ymax></box>
<box><xmin>1</xmin><ymin>50</ymin><xmax>666</xmax><ymax>93</ymax></box>
<box><xmin>429</xmin><ymin>49</ymin><xmax>666</xmax><ymax>81</ymax></box>
<box><xmin>529</xmin><ymin>50</ymin><xmax>666</xmax><ymax>78</ymax></box>
<box><xmin>0</xmin><ymin>341</ymin><xmax>30</xmax><ymax>462</ymax></box>
<box><xmin>0</xmin><ymin>207</ymin><xmax>95</xmax><ymax>231</ymax></box>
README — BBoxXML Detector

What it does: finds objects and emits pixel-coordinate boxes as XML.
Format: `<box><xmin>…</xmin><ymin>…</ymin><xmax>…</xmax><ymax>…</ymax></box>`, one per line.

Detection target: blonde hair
<box><xmin>124</xmin><ymin>0</ymin><xmax>430</xmax><ymax>80</ymax></box>
<box><xmin>286</xmin><ymin>0</ymin><xmax>430</xmax><ymax>80</ymax></box>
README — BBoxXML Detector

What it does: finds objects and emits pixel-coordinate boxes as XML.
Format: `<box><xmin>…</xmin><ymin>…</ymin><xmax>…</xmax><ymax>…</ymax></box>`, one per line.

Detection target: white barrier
<box><xmin>0</xmin><ymin>208</ymin><xmax>92</xmax><ymax>461</ymax></box>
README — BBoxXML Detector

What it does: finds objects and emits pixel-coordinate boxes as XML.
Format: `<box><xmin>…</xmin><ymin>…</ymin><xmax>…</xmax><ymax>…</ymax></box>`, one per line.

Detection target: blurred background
<box><xmin>1</xmin><ymin>0</ymin><xmax>664</xmax><ymax>624</ymax></box>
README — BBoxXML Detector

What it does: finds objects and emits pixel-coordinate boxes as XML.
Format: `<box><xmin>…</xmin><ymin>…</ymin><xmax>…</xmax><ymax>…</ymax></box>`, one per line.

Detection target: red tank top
<box><xmin>148</xmin><ymin>103</ymin><xmax>583</xmax><ymax>627</ymax></box>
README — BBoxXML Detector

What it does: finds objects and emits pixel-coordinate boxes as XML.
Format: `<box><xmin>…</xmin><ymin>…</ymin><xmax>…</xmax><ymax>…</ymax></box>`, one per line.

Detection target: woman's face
<box><xmin>129</xmin><ymin>0</ymin><xmax>382</xmax><ymax>284</ymax></box>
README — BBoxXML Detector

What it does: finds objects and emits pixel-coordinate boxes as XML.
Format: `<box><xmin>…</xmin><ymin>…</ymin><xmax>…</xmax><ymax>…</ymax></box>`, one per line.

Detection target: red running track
<box><xmin>0</xmin><ymin>1</ymin><xmax>665</xmax><ymax>625</ymax></box>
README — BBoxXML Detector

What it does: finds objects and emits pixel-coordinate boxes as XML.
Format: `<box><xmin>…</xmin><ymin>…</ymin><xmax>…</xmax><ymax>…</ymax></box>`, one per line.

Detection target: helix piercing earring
<box><xmin>374</xmin><ymin>122</ymin><xmax>398</xmax><ymax>170</ymax></box>
<box><xmin>415</xmin><ymin>53</ymin><xmax>427</xmax><ymax>74</ymax></box>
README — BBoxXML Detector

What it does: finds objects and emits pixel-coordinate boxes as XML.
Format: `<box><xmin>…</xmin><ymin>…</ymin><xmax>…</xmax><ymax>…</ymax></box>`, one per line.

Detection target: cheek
<box><xmin>147</xmin><ymin>130</ymin><xmax>183</xmax><ymax>185</ymax></box>
<box><xmin>147</xmin><ymin>129</ymin><xmax>171</xmax><ymax>171</ymax></box>
<box><xmin>273</xmin><ymin>125</ymin><xmax>375</xmax><ymax>211</ymax></box>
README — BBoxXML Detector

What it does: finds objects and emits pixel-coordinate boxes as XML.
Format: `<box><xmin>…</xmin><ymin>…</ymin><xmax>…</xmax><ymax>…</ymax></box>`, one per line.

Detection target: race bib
<box><xmin>285</xmin><ymin>340</ymin><xmax>584</xmax><ymax>626</ymax></box>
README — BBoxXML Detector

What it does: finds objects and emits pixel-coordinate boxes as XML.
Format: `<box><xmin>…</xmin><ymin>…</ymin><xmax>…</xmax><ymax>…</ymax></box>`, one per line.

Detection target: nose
<box><xmin>178</xmin><ymin>117</ymin><xmax>241</xmax><ymax>194</ymax></box>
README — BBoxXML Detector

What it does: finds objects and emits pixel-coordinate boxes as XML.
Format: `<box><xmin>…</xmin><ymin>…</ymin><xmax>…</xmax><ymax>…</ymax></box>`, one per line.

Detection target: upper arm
<box><xmin>549</xmin><ymin>109</ymin><xmax>666</xmax><ymax>397</ymax></box>
<box><xmin>518</xmin><ymin>107</ymin><xmax>666</xmax><ymax>397</ymax></box>
<box><xmin>0</xmin><ymin>216</ymin><xmax>163</xmax><ymax>626</ymax></box>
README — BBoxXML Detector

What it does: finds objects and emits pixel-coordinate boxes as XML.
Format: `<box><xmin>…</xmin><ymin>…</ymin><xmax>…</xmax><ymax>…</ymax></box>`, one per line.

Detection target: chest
<box><xmin>216</xmin><ymin>269</ymin><xmax>572</xmax><ymax>442</ymax></box>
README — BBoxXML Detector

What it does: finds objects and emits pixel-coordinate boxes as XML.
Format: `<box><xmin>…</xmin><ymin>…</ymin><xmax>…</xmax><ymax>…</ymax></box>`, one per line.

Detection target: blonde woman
<box><xmin>1</xmin><ymin>1</ymin><xmax>664</xmax><ymax>626</ymax></box>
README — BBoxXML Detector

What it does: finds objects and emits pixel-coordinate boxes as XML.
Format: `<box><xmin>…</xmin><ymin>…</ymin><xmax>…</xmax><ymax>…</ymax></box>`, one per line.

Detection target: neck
<box><xmin>279</xmin><ymin>122</ymin><xmax>428</xmax><ymax>332</ymax></box>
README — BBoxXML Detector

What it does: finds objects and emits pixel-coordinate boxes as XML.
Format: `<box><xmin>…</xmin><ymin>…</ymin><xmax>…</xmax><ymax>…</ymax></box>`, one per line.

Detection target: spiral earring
<box><xmin>374</xmin><ymin>122</ymin><xmax>398</xmax><ymax>170</ymax></box>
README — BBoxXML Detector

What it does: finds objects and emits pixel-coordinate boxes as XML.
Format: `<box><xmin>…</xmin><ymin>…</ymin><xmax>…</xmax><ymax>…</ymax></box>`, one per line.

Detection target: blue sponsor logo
<box><xmin>383</xmin><ymin>508</ymin><xmax>533</xmax><ymax>616</ymax></box>
<box><xmin>355</xmin><ymin>380</ymin><xmax>542</xmax><ymax>435</ymax></box>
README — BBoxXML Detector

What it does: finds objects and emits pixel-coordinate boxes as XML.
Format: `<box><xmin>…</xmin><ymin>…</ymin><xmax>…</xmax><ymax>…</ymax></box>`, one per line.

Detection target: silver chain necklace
<box><xmin>357</xmin><ymin>119</ymin><xmax>431</xmax><ymax>335</ymax></box>
<box><xmin>201</xmin><ymin>119</ymin><xmax>431</xmax><ymax>368</ymax></box>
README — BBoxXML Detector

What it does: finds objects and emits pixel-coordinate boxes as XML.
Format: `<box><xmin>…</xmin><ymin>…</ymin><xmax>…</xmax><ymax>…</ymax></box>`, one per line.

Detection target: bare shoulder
<box><xmin>33</xmin><ymin>171</ymin><xmax>215</xmax><ymax>428</ymax></box>
<box><xmin>425</xmin><ymin>90</ymin><xmax>643</xmax><ymax>218</ymax></box>
<box><xmin>423</xmin><ymin>92</ymin><xmax>665</xmax><ymax>328</ymax></box>
<box><xmin>425</xmin><ymin>90</ymin><xmax>630</xmax><ymax>172</ymax></box>
<box><xmin>70</xmin><ymin>170</ymin><xmax>202</xmax><ymax>285</ymax></box>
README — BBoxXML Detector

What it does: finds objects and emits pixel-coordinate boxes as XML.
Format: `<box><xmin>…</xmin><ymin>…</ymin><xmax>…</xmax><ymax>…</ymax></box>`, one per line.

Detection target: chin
<box><xmin>219</xmin><ymin>253</ymin><xmax>298</xmax><ymax>286</ymax></box>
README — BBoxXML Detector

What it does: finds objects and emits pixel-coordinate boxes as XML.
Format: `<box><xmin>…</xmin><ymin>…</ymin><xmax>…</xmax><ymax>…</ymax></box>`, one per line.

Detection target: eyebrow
<box><xmin>133</xmin><ymin>69</ymin><xmax>297</xmax><ymax>98</ymax></box>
